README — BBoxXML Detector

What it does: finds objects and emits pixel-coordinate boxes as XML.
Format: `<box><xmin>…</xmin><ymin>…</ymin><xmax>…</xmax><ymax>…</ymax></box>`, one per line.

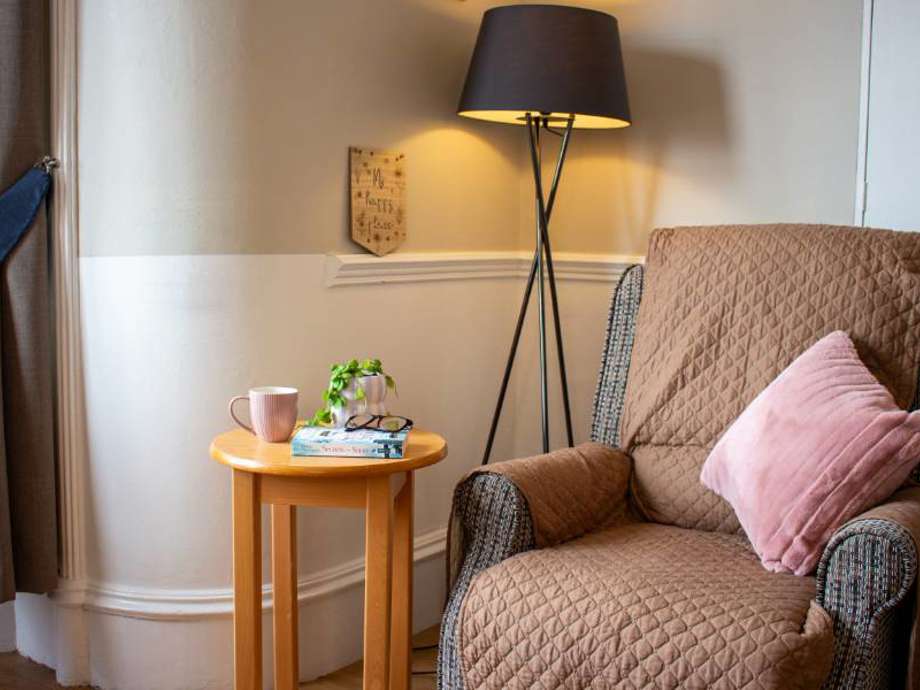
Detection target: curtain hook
<box><xmin>33</xmin><ymin>156</ymin><xmax>60</xmax><ymax>174</ymax></box>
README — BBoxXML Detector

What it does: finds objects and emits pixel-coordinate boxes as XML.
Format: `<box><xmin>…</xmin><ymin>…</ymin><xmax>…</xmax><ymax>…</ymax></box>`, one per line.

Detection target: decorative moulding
<box><xmin>324</xmin><ymin>251</ymin><xmax>645</xmax><ymax>287</ymax></box>
<box><xmin>51</xmin><ymin>526</ymin><xmax>446</xmax><ymax>622</ymax></box>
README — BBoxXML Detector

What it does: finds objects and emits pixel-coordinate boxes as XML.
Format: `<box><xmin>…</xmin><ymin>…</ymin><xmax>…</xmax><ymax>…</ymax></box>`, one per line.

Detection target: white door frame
<box><xmin>855</xmin><ymin>0</ymin><xmax>875</xmax><ymax>226</ymax></box>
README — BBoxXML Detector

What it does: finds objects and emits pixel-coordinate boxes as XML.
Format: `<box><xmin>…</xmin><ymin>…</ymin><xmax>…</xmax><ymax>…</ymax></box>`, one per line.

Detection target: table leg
<box><xmin>389</xmin><ymin>472</ymin><xmax>413</xmax><ymax>690</ymax></box>
<box><xmin>272</xmin><ymin>504</ymin><xmax>298</xmax><ymax>690</ymax></box>
<box><xmin>232</xmin><ymin>470</ymin><xmax>262</xmax><ymax>690</ymax></box>
<box><xmin>364</xmin><ymin>476</ymin><xmax>393</xmax><ymax>690</ymax></box>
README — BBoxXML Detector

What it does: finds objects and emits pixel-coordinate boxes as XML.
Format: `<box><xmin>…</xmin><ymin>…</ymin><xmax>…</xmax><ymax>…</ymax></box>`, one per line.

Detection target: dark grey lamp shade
<box><xmin>458</xmin><ymin>4</ymin><xmax>631</xmax><ymax>129</ymax></box>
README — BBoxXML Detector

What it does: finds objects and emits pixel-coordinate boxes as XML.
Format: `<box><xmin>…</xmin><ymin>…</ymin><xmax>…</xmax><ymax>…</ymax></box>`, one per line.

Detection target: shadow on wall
<box><xmin>232</xmin><ymin>0</ymin><xmax>522</xmax><ymax>256</ymax></box>
<box><xmin>335</xmin><ymin>0</ymin><xmax>527</xmax><ymax>254</ymax></box>
<box><xmin>553</xmin><ymin>48</ymin><xmax>731</xmax><ymax>255</ymax></box>
<box><xmin>79</xmin><ymin>0</ymin><xmax>523</xmax><ymax>257</ymax></box>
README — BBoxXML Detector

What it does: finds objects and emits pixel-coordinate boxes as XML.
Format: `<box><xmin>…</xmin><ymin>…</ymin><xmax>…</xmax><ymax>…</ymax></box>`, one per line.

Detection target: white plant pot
<box><xmin>329</xmin><ymin>375</ymin><xmax>388</xmax><ymax>427</ymax></box>
<box><xmin>357</xmin><ymin>374</ymin><xmax>388</xmax><ymax>416</ymax></box>
<box><xmin>330</xmin><ymin>400</ymin><xmax>359</xmax><ymax>428</ymax></box>
<box><xmin>331</xmin><ymin>380</ymin><xmax>362</xmax><ymax>428</ymax></box>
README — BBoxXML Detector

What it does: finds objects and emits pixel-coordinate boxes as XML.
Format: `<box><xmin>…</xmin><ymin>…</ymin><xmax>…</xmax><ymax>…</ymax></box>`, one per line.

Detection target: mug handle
<box><xmin>229</xmin><ymin>395</ymin><xmax>253</xmax><ymax>433</ymax></box>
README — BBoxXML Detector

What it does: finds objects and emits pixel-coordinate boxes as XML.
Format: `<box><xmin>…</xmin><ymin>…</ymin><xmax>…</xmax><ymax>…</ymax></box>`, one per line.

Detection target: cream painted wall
<box><xmin>78</xmin><ymin>0</ymin><xmax>523</xmax><ymax>256</ymax></box>
<box><xmin>37</xmin><ymin>1</ymin><xmax>866</xmax><ymax>688</ymax></box>
<box><xmin>525</xmin><ymin>0</ymin><xmax>863</xmax><ymax>256</ymax></box>
<box><xmin>79</xmin><ymin>0</ymin><xmax>863</xmax><ymax>258</ymax></box>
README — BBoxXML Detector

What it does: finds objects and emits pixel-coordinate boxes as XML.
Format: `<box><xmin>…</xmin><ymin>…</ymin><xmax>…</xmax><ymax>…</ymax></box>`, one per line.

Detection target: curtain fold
<box><xmin>0</xmin><ymin>0</ymin><xmax>58</xmax><ymax>602</ymax></box>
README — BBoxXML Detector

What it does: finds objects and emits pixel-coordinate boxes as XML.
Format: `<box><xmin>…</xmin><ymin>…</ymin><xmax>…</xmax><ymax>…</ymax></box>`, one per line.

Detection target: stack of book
<box><xmin>291</xmin><ymin>426</ymin><xmax>409</xmax><ymax>459</ymax></box>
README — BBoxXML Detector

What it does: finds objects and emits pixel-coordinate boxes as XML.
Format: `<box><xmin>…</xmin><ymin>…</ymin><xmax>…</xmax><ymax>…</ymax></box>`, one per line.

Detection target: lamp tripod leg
<box><xmin>541</xmin><ymin>230</ymin><xmax>573</xmax><ymax>448</ymax></box>
<box><xmin>540</xmin><ymin>116</ymin><xmax>575</xmax><ymax>447</ymax></box>
<box><xmin>480</xmin><ymin>114</ymin><xmax>576</xmax><ymax>464</ymax></box>
<box><xmin>533</xmin><ymin>122</ymin><xmax>550</xmax><ymax>453</ymax></box>
<box><xmin>480</xmin><ymin>253</ymin><xmax>539</xmax><ymax>465</ymax></box>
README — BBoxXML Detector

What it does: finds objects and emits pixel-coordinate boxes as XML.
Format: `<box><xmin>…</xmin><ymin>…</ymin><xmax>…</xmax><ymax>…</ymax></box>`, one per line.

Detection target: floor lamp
<box><xmin>457</xmin><ymin>5</ymin><xmax>631</xmax><ymax>464</ymax></box>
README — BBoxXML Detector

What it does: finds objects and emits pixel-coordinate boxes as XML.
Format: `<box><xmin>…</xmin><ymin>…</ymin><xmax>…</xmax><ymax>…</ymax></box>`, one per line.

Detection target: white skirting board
<box><xmin>48</xmin><ymin>526</ymin><xmax>445</xmax><ymax>622</ymax></box>
<box><xmin>16</xmin><ymin>553</ymin><xmax>446</xmax><ymax>689</ymax></box>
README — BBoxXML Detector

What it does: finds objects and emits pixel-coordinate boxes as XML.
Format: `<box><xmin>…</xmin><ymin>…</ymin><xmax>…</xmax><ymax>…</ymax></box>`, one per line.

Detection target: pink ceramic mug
<box><xmin>229</xmin><ymin>386</ymin><xmax>298</xmax><ymax>442</ymax></box>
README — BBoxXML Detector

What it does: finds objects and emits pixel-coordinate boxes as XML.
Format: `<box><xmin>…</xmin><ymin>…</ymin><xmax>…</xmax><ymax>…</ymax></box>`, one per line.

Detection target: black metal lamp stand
<box><xmin>456</xmin><ymin>5</ymin><xmax>631</xmax><ymax>463</ymax></box>
<box><xmin>481</xmin><ymin>113</ymin><xmax>576</xmax><ymax>464</ymax></box>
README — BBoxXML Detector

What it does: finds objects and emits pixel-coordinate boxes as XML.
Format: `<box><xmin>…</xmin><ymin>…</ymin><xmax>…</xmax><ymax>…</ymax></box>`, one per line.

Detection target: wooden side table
<box><xmin>210</xmin><ymin>428</ymin><xmax>447</xmax><ymax>690</ymax></box>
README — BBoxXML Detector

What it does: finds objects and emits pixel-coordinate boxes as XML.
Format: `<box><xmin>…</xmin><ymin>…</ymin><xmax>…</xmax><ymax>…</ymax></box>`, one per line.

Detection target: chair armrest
<box><xmin>445</xmin><ymin>442</ymin><xmax>630</xmax><ymax>589</ymax></box>
<box><xmin>438</xmin><ymin>443</ymin><xmax>630</xmax><ymax>690</ymax></box>
<box><xmin>439</xmin><ymin>472</ymin><xmax>535</xmax><ymax>690</ymax></box>
<box><xmin>816</xmin><ymin>487</ymin><xmax>920</xmax><ymax>689</ymax></box>
<box><xmin>472</xmin><ymin>442</ymin><xmax>632</xmax><ymax>547</ymax></box>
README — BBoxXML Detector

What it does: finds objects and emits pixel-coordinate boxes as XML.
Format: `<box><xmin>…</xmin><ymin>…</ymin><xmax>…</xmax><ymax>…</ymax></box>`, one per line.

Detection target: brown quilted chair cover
<box><xmin>464</xmin><ymin>443</ymin><xmax>634</xmax><ymax>548</ymax></box>
<box><xmin>453</xmin><ymin>443</ymin><xmax>836</xmax><ymax>689</ymax></box>
<box><xmin>446</xmin><ymin>225</ymin><xmax>920</xmax><ymax>690</ymax></box>
<box><xmin>461</xmin><ymin>522</ymin><xmax>833</xmax><ymax>689</ymax></box>
<box><xmin>621</xmin><ymin>224</ymin><xmax>920</xmax><ymax>532</ymax></box>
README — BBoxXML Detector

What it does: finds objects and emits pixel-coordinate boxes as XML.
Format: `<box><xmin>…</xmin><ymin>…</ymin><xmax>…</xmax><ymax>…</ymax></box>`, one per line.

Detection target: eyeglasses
<box><xmin>345</xmin><ymin>414</ymin><xmax>413</xmax><ymax>433</ymax></box>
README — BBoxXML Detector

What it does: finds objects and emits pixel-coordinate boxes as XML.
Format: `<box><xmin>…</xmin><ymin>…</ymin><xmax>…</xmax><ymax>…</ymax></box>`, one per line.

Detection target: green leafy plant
<box><xmin>309</xmin><ymin>358</ymin><xmax>396</xmax><ymax>426</ymax></box>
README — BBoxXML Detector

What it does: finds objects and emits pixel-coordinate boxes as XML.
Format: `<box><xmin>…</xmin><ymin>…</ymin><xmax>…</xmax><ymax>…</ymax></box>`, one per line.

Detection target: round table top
<box><xmin>210</xmin><ymin>427</ymin><xmax>447</xmax><ymax>477</ymax></box>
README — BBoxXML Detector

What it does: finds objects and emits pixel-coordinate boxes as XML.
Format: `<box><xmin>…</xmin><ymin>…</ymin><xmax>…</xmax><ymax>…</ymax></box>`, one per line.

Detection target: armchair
<box><xmin>439</xmin><ymin>225</ymin><xmax>920</xmax><ymax>690</ymax></box>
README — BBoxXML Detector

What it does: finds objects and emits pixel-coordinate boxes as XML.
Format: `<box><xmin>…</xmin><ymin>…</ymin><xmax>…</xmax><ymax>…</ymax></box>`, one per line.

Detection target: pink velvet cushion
<box><xmin>701</xmin><ymin>330</ymin><xmax>920</xmax><ymax>575</ymax></box>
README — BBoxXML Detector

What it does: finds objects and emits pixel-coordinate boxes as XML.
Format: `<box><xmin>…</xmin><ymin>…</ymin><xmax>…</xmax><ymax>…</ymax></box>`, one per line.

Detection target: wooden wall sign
<box><xmin>349</xmin><ymin>147</ymin><xmax>407</xmax><ymax>256</ymax></box>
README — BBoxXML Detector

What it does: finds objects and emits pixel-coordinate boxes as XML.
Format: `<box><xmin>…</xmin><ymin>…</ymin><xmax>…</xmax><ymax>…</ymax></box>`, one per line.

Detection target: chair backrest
<box><xmin>595</xmin><ymin>224</ymin><xmax>920</xmax><ymax>533</ymax></box>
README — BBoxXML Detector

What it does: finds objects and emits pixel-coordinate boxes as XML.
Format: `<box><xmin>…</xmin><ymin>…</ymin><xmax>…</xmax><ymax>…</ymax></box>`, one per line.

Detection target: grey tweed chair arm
<box><xmin>438</xmin><ymin>473</ymin><xmax>534</xmax><ymax>690</ymax></box>
<box><xmin>816</xmin><ymin>487</ymin><xmax>920</xmax><ymax>690</ymax></box>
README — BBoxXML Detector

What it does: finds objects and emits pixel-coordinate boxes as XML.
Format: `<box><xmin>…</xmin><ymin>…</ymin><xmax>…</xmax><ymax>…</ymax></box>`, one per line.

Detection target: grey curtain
<box><xmin>0</xmin><ymin>0</ymin><xmax>58</xmax><ymax>602</ymax></box>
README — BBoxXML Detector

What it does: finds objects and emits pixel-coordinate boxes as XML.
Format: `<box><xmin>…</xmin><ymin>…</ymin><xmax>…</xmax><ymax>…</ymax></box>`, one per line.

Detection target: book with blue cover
<box><xmin>291</xmin><ymin>426</ymin><xmax>409</xmax><ymax>459</ymax></box>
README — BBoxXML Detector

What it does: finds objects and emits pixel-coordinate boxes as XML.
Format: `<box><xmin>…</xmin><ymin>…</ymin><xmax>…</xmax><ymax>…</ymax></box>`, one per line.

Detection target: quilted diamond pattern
<box><xmin>474</xmin><ymin>443</ymin><xmax>633</xmax><ymax>548</ymax></box>
<box><xmin>620</xmin><ymin>225</ymin><xmax>920</xmax><ymax>532</ymax></box>
<box><xmin>460</xmin><ymin>523</ymin><xmax>833</xmax><ymax>689</ymax></box>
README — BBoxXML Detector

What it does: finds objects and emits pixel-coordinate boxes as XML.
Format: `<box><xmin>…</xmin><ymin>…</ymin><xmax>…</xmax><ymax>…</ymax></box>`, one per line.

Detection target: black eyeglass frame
<box><xmin>344</xmin><ymin>414</ymin><xmax>414</xmax><ymax>433</ymax></box>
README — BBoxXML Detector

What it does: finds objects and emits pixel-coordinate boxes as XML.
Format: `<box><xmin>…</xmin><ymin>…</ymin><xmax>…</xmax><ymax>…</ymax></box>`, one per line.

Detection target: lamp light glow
<box><xmin>458</xmin><ymin>110</ymin><xmax>630</xmax><ymax>129</ymax></box>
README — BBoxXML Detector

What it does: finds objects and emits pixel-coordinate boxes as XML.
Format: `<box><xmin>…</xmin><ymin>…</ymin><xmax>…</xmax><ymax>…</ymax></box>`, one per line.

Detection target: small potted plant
<box><xmin>310</xmin><ymin>358</ymin><xmax>396</xmax><ymax>427</ymax></box>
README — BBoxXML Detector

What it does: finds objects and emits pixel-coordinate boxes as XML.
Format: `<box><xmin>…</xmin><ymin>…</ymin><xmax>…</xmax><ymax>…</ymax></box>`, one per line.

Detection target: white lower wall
<box><xmin>78</xmin><ymin>254</ymin><xmax>523</xmax><ymax>591</ymax></box>
<box><xmin>24</xmin><ymin>252</ymin><xmax>624</xmax><ymax>689</ymax></box>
